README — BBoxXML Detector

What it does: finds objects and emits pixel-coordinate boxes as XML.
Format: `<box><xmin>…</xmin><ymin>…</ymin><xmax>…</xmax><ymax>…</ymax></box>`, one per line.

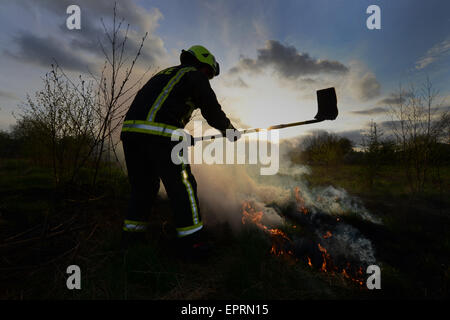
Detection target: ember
<box><xmin>323</xmin><ymin>231</ymin><xmax>332</xmax><ymax>239</ymax></box>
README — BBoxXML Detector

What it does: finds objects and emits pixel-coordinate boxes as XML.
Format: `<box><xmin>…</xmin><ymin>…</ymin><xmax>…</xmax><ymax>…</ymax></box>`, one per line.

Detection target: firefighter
<box><xmin>120</xmin><ymin>45</ymin><xmax>240</xmax><ymax>258</ymax></box>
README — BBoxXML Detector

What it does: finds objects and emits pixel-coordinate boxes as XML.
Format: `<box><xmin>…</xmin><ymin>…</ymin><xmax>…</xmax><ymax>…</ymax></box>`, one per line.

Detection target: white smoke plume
<box><xmin>186</xmin><ymin>138</ymin><xmax>381</xmax><ymax>228</ymax></box>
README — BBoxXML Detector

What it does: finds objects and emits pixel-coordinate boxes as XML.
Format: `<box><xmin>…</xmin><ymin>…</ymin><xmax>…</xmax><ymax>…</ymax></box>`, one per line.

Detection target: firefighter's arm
<box><xmin>189</xmin><ymin>71</ymin><xmax>241</xmax><ymax>142</ymax></box>
<box><xmin>190</xmin><ymin>72</ymin><xmax>233</xmax><ymax>132</ymax></box>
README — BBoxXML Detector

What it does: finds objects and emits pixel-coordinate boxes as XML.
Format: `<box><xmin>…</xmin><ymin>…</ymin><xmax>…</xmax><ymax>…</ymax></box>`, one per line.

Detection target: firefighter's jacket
<box><xmin>121</xmin><ymin>64</ymin><xmax>232</xmax><ymax>140</ymax></box>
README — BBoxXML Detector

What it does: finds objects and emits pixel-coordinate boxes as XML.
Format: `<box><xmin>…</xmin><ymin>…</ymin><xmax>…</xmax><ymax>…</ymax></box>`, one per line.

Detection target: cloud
<box><xmin>5</xmin><ymin>32</ymin><xmax>97</xmax><ymax>72</ymax></box>
<box><xmin>377</xmin><ymin>91</ymin><xmax>414</xmax><ymax>106</ymax></box>
<box><xmin>228</xmin><ymin>43</ymin><xmax>380</xmax><ymax>103</ymax></box>
<box><xmin>356</xmin><ymin>72</ymin><xmax>381</xmax><ymax>101</ymax></box>
<box><xmin>335</xmin><ymin>129</ymin><xmax>364</xmax><ymax>145</ymax></box>
<box><xmin>229</xmin><ymin>40</ymin><xmax>349</xmax><ymax>79</ymax></box>
<box><xmin>351</xmin><ymin>107</ymin><xmax>387</xmax><ymax>115</ymax></box>
<box><xmin>346</xmin><ymin>61</ymin><xmax>381</xmax><ymax>102</ymax></box>
<box><xmin>378</xmin><ymin>96</ymin><xmax>404</xmax><ymax>106</ymax></box>
<box><xmin>26</xmin><ymin>0</ymin><xmax>162</xmax><ymax>33</ymax></box>
<box><xmin>432</xmin><ymin>105</ymin><xmax>450</xmax><ymax>113</ymax></box>
<box><xmin>6</xmin><ymin>0</ymin><xmax>166</xmax><ymax>73</ymax></box>
<box><xmin>222</xmin><ymin>76</ymin><xmax>249</xmax><ymax>88</ymax></box>
<box><xmin>58</xmin><ymin>0</ymin><xmax>166</xmax><ymax>65</ymax></box>
<box><xmin>416</xmin><ymin>38</ymin><xmax>450</xmax><ymax>70</ymax></box>
<box><xmin>379</xmin><ymin>120</ymin><xmax>404</xmax><ymax>130</ymax></box>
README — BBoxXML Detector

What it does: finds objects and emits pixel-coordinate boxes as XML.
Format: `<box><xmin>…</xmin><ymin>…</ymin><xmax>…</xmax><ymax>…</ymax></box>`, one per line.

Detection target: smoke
<box><xmin>157</xmin><ymin>136</ymin><xmax>380</xmax><ymax>269</ymax></box>
<box><xmin>323</xmin><ymin>224</ymin><xmax>377</xmax><ymax>265</ymax></box>
<box><xmin>300</xmin><ymin>185</ymin><xmax>382</xmax><ymax>224</ymax></box>
<box><xmin>192</xmin><ymin>164</ymin><xmax>290</xmax><ymax>229</ymax></box>
<box><xmin>187</xmin><ymin>138</ymin><xmax>381</xmax><ymax>228</ymax></box>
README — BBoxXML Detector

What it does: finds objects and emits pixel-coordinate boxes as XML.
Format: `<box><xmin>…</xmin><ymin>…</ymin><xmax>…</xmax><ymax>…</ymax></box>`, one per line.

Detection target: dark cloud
<box><xmin>351</xmin><ymin>107</ymin><xmax>387</xmax><ymax>115</ymax></box>
<box><xmin>378</xmin><ymin>91</ymin><xmax>414</xmax><ymax>106</ymax></box>
<box><xmin>5</xmin><ymin>32</ymin><xmax>96</xmax><ymax>73</ymax></box>
<box><xmin>229</xmin><ymin>40</ymin><xmax>349</xmax><ymax>79</ymax></box>
<box><xmin>22</xmin><ymin>0</ymin><xmax>161</xmax><ymax>33</ymax></box>
<box><xmin>379</xmin><ymin>120</ymin><xmax>401</xmax><ymax>130</ymax></box>
<box><xmin>378</xmin><ymin>96</ymin><xmax>405</xmax><ymax>106</ymax></box>
<box><xmin>56</xmin><ymin>1</ymin><xmax>166</xmax><ymax>65</ymax></box>
<box><xmin>7</xmin><ymin>0</ymin><xmax>165</xmax><ymax>73</ymax></box>
<box><xmin>59</xmin><ymin>16</ymin><xmax>104</xmax><ymax>54</ymax></box>
<box><xmin>335</xmin><ymin>130</ymin><xmax>365</xmax><ymax>145</ymax></box>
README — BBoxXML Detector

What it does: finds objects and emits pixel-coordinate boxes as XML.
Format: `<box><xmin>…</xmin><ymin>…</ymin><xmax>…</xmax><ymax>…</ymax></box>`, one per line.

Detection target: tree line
<box><xmin>290</xmin><ymin>79</ymin><xmax>450</xmax><ymax>195</ymax></box>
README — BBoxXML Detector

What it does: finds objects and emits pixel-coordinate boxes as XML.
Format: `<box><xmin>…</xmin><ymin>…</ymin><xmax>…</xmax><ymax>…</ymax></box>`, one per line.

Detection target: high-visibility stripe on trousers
<box><xmin>176</xmin><ymin>168</ymin><xmax>203</xmax><ymax>237</ymax></box>
<box><xmin>123</xmin><ymin>219</ymin><xmax>149</xmax><ymax>232</ymax></box>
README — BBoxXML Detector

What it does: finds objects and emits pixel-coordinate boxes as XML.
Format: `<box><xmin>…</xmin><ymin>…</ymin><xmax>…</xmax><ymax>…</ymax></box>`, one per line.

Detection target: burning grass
<box><xmin>240</xmin><ymin>185</ymin><xmax>377</xmax><ymax>287</ymax></box>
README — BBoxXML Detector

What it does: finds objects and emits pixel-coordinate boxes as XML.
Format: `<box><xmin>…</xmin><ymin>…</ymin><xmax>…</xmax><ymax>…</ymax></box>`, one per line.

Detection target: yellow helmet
<box><xmin>180</xmin><ymin>45</ymin><xmax>220</xmax><ymax>78</ymax></box>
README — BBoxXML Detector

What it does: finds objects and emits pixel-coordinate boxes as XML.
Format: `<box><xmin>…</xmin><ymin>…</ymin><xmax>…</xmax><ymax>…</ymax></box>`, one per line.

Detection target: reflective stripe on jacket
<box><xmin>121</xmin><ymin>65</ymin><xmax>231</xmax><ymax>138</ymax></box>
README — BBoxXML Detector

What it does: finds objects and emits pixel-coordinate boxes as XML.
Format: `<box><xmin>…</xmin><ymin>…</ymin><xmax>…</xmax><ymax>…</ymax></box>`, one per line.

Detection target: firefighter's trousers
<box><xmin>121</xmin><ymin>133</ymin><xmax>203</xmax><ymax>238</ymax></box>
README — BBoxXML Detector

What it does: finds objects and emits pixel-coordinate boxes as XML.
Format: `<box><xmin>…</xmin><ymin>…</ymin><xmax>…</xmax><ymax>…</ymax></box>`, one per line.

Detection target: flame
<box><xmin>318</xmin><ymin>243</ymin><xmax>331</xmax><ymax>273</ymax></box>
<box><xmin>241</xmin><ymin>201</ymin><xmax>291</xmax><ymax>258</ymax></box>
<box><xmin>316</xmin><ymin>243</ymin><xmax>366</xmax><ymax>285</ymax></box>
<box><xmin>323</xmin><ymin>231</ymin><xmax>332</xmax><ymax>239</ymax></box>
<box><xmin>241</xmin><ymin>202</ymin><xmax>289</xmax><ymax>239</ymax></box>
<box><xmin>241</xmin><ymin>192</ymin><xmax>367</xmax><ymax>287</ymax></box>
<box><xmin>341</xmin><ymin>269</ymin><xmax>350</xmax><ymax>279</ymax></box>
<box><xmin>294</xmin><ymin>187</ymin><xmax>308</xmax><ymax>214</ymax></box>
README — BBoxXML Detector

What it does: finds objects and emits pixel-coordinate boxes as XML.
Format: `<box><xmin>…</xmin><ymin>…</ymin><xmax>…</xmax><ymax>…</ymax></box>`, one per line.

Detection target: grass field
<box><xmin>0</xmin><ymin>159</ymin><xmax>448</xmax><ymax>299</ymax></box>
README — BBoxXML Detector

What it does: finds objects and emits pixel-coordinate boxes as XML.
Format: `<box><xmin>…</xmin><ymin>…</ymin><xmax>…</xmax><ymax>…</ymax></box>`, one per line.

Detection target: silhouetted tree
<box><xmin>361</xmin><ymin>121</ymin><xmax>396</xmax><ymax>188</ymax></box>
<box><xmin>302</xmin><ymin>131</ymin><xmax>353</xmax><ymax>167</ymax></box>
<box><xmin>387</xmin><ymin>79</ymin><xmax>449</xmax><ymax>194</ymax></box>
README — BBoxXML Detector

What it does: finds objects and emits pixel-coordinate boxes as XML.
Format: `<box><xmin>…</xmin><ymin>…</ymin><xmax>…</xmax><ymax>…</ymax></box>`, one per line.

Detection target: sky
<box><xmin>0</xmin><ymin>0</ymin><xmax>449</xmax><ymax>144</ymax></box>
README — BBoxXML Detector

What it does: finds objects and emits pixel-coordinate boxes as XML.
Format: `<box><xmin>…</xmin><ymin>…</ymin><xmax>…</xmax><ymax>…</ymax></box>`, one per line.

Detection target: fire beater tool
<box><xmin>192</xmin><ymin>87</ymin><xmax>338</xmax><ymax>144</ymax></box>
